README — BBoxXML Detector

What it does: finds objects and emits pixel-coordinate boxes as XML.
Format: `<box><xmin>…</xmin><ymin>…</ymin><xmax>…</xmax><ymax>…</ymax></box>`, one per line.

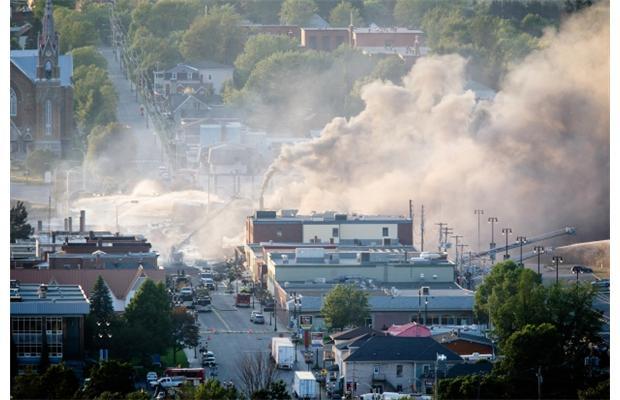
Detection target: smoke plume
<box><xmin>262</xmin><ymin>3</ymin><xmax>610</xmax><ymax>248</ymax></box>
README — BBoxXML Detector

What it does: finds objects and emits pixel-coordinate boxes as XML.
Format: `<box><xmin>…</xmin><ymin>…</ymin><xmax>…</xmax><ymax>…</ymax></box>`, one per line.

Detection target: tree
<box><xmin>362</xmin><ymin>0</ymin><xmax>393</xmax><ymax>26</ymax></box>
<box><xmin>10</xmin><ymin>201</ymin><xmax>32</xmax><ymax>243</ymax></box>
<box><xmin>85</xmin><ymin>360</ymin><xmax>135</xmax><ymax>398</ymax></box>
<box><xmin>578</xmin><ymin>379</ymin><xmax>610</xmax><ymax>400</ymax></box>
<box><xmin>500</xmin><ymin>323</ymin><xmax>563</xmax><ymax>377</ymax></box>
<box><xmin>188</xmin><ymin>379</ymin><xmax>240</xmax><ymax>400</ymax></box>
<box><xmin>125</xmin><ymin>391</ymin><xmax>151</xmax><ymax>400</ymax></box>
<box><xmin>171</xmin><ymin>307</ymin><xmax>199</xmax><ymax>364</ymax></box>
<box><xmin>85</xmin><ymin>123</ymin><xmax>136</xmax><ymax>183</ymax></box>
<box><xmin>237</xmin><ymin>351</ymin><xmax>279</xmax><ymax>396</ymax></box>
<box><xmin>71</xmin><ymin>46</ymin><xmax>107</xmax><ymax>69</ymax></box>
<box><xmin>90</xmin><ymin>276</ymin><xmax>115</xmax><ymax>320</ymax></box>
<box><xmin>438</xmin><ymin>373</ymin><xmax>510</xmax><ymax>400</ymax></box>
<box><xmin>234</xmin><ymin>34</ymin><xmax>299</xmax><ymax>87</ymax></box>
<box><xmin>180</xmin><ymin>5</ymin><xmax>246</xmax><ymax>64</ymax></box>
<box><xmin>25</xmin><ymin>149</ymin><xmax>57</xmax><ymax>177</ymax></box>
<box><xmin>39</xmin><ymin>363</ymin><xmax>80</xmax><ymax>399</ymax></box>
<box><xmin>239</xmin><ymin>0</ymin><xmax>283</xmax><ymax>24</ymax></box>
<box><xmin>279</xmin><ymin>0</ymin><xmax>318</xmax><ymax>26</ymax></box>
<box><xmin>11</xmin><ymin>373</ymin><xmax>44</xmax><ymax>399</ymax></box>
<box><xmin>329</xmin><ymin>1</ymin><xmax>364</xmax><ymax>27</ymax></box>
<box><xmin>122</xmin><ymin>280</ymin><xmax>173</xmax><ymax>358</ymax></box>
<box><xmin>53</xmin><ymin>7</ymin><xmax>99</xmax><ymax>53</ymax></box>
<box><xmin>251</xmin><ymin>380</ymin><xmax>291</xmax><ymax>400</ymax></box>
<box><xmin>32</xmin><ymin>0</ymin><xmax>75</xmax><ymax>20</ymax></box>
<box><xmin>321</xmin><ymin>284</ymin><xmax>370</xmax><ymax>330</ymax></box>
<box><xmin>141</xmin><ymin>0</ymin><xmax>202</xmax><ymax>38</ymax></box>
<box><xmin>73</xmin><ymin>65</ymin><xmax>118</xmax><ymax>134</ymax></box>
<box><xmin>394</xmin><ymin>0</ymin><xmax>442</xmax><ymax>28</ymax></box>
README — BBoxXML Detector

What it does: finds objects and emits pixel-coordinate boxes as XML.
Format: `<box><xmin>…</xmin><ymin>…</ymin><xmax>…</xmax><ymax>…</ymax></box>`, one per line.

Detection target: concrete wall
<box><xmin>339</xmin><ymin>223</ymin><xmax>397</xmax><ymax>241</ymax></box>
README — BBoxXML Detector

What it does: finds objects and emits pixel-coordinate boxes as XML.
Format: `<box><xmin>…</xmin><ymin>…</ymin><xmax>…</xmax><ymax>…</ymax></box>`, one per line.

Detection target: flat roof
<box><xmin>10</xmin><ymin>284</ymin><xmax>90</xmax><ymax>315</ymax></box>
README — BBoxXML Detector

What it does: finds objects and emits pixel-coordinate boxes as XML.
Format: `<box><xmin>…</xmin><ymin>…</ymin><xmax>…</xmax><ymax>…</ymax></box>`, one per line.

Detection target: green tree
<box><xmin>142</xmin><ymin>0</ymin><xmax>202</xmax><ymax>38</ymax></box>
<box><xmin>251</xmin><ymin>380</ymin><xmax>291</xmax><ymax>400</ymax></box>
<box><xmin>53</xmin><ymin>7</ymin><xmax>99</xmax><ymax>53</ymax></box>
<box><xmin>40</xmin><ymin>363</ymin><xmax>80</xmax><ymax>399</ymax></box>
<box><xmin>578</xmin><ymin>379</ymin><xmax>610</xmax><ymax>400</ymax></box>
<box><xmin>10</xmin><ymin>201</ymin><xmax>32</xmax><ymax>243</ymax></box>
<box><xmin>25</xmin><ymin>149</ymin><xmax>57</xmax><ymax>177</ymax></box>
<box><xmin>362</xmin><ymin>0</ymin><xmax>393</xmax><ymax>26</ymax></box>
<box><xmin>239</xmin><ymin>0</ymin><xmax>283</xmax><ymax>24</ymax></box>
<box><xmin>438</xmin><ymin>373</ymin><xmax>510</xmax><ymax>400</ymax></box>
<box><xmin>123</xmin><ymin>280</ymin><xmax>173</xmax><ymax>358</ymax></box>
<box><xmin>279</xmin><ymin>0</ymin><xmax>318</xmax><ymax>25</ymax></box>
<box><xmin>171</xmin><ymin>307</ymin><xmax>199</xmax><ymax>364</ymax></box>
<box><xmin>234</xmin><ymin>33</ymin><xmax>299</xmax><ymax>87</ymax></box>
<box><xmin>85</xmin><ymin>360</ymin><xmax>135</xmax><ymax>398</ymax></box>
<box><xmin>180</xmin><ymin>5</ymin><xmax>246</xmax><ymax>64</ymax></box>
<box><xmin>125</xmin><ymin>390</ymin><xmax>151</xmax><ymax>400</ymax></box>
<box><xmin>72</xmin><ymin>46</ymin><xmax>107</xmax><ymax>69</ymax></box>
<box><xmin>394</xmin><ymin>0</ymin><xmax>441</xmax><ymax>28</ymax></box>
<box><xmin>90</xmin><ymin>276</ymin><xmax>115</xmax><ymax>319</ymax></box>
<box><xmin>329</xmin><ymin>1</ymin><xmax>364</xmax><ymax>27</ymax></box>
<box><xmin>11</xmin><ymin>373</ymin><xmax>44</xmax><ymax>399</ymax></box>
<box><xmin>10</xmin><ymin>36</ymin><xmax>21</xmax><ymax>50</ymax></box>
<box><xmin>500</xmin><ymin>323</ymin><xmax>563</xmax><ymax>375</ymax></box>
<box><xmin>184</xmin><ymin>379</ymin><xmax>240</xmax><ymax>399</ymax></box>
<box><xmin>520</xmin><ymin>13</ymin><xmax>550</xmax><ymax>37</ymax></box>
<box><xmin>129</xmin><ymin>27</ymin><xmax>183</xmax><ymax>73</ymax></box>
<box><xmin>321</xmin><ymin>284</ymin><xmax>370</xmax><ymax>330</ymax></box>
<box><xmin>32</xmin><ymin>0</ymin><xmax>75</xmax><ymax>20</ymax></box>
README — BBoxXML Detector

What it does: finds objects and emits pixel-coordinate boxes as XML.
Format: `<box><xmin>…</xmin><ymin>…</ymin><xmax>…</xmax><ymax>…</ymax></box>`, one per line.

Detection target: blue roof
<box><xmin>11</xmin><ymin>50</ymin><xmax>73</xmax><ymax>87</ymax></box>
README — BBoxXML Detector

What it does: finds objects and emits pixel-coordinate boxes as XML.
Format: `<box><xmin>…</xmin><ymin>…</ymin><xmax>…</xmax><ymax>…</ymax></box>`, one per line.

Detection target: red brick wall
<box><xmin>397</xmin><ymin>222</ymin><xmax>413</xmax><ymax>245</ymax></box>
<box><xmin>248</xmin><ymin>222</ymin><xmax>303</xmax><ymax>243</ymax></box>
<box><xmin>302</xmin><ymin>29</ymin><xmax>349</xmax><ymax>51</ymax></box>
<box><xmin>10</xmin><ymin>63</ymin><xmax>36</xmax><ymax>133</ymax></box>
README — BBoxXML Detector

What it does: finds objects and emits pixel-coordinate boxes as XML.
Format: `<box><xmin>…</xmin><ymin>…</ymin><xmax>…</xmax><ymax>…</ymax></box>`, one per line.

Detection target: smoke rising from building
<box><xmin>262</xmin><ymin>4</ymin><xmax>610</xmax><ymax>245</ymax></box>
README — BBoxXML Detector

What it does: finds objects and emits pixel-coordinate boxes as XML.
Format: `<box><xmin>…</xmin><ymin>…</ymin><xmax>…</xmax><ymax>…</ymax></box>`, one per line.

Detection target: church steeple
<box><xmin>37</xmin><ymin>0</ymin><xmax>60</xmax><ymax>80</ymax></box>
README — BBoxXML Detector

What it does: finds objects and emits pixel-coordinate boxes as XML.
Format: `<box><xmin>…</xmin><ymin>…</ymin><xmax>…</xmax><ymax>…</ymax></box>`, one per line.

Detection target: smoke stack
<box><xmin>64</xmin><ymin>218</ymin><xmax>68</xmax><ymax>231</ymax></box>
<box><xmin>37</xmin><ymin>220</ymin><xmax>43</xmax><ymax>234</ymax></box>
<box><xmin>80</xmin><ymin>210</ymin><xmax>85</xmax><ymax>233</ymax></box>
<box><xmin>68</xmin><ymin>217</ymin><xmax>72</xmax><ymax>233</ymax></box>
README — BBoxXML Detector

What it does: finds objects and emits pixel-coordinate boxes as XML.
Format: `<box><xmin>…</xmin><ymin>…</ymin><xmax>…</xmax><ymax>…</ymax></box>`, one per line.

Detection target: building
<box><xmin>154</xmin><ymin>64</ymin><xmax>206</xmax><ymax>98</ymax></box>
<box><xmin>10</xmin><ymin>281</ymin><xmax>89</xmax><ymax>373</ymax></box>
<box><xmin>242</xmin><ymin>24</ymin><xmax>301</xmax><ymax>41</ymax></box>
<box><xmin>432</xmin><ymin>329</ymin><xmax>495</xmax><ymax>361</ymax></box>
<box><xmin>194</xmin><ymin>61</ymin><xmax>234</xmax><ymax>95</ymax></box>
<box><xmin>342</xmin><ymin>335</ymin><xmax>462</xmax><ymax>395</ymax></box>
<box><xmin>246</xmin><ymin>210</ymin><xmax>413</xmax><ymax>246</ymax></box>
<box><xmin>10</xmin><ymin>0</ymin><xmax>75</xmax><ymax>158</ymax></box>
<box><xmin>352</xmin><ymin>26</ymin><xmax>424</xmax><ymax>49</ymax></box>
<box><xmin>301</xmin><ymin>28</ymin><xmax>349</xmax><ymax>51</ymax></box>
<box><xmin>47</xmin><ymin>233</ymin><xmax>159</xmax><ymax>269</ymax></box>
<box><xmin>387</xmin><ymin>322</ymin><xmax>431</xmax><ymax>337</ymax></box>
<box><xmin>10</xmin><ymin>267</ymin><xmax>166</xmax><ymax>312</ymax></box>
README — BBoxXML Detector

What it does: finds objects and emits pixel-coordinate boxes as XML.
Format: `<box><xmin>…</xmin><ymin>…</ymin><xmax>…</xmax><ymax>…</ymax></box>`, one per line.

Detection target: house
<box><xmin>432</xmin><ymin>330</ymin><xmax>495</xmax><ymax>361</ymax></box>
<box><xmin>10</xmin><ymin>267</ymin><xmax>166</xmax><ymax>312</ymax></box>
<box><xmin>194</xmin><ymin>61</ymin><xmax>234</xmax><ymax>95</ymax></box>
<box><xmin>342</xmin><ymin>335</ymin><xmax>462</xmax><ymax>395</ymax></box>
<box><xmin>329</xmin><ymin>327</ymin><xmax>385</xmax><ymax>380</ymax></box>
<box><xmin>387</xmin><ymin>322</ymin><xmax>431</xmax><ymax>337</ymax></box>
<box><xmin>153</xmin><ymin>64</ymin><xmax>206</xmax><ymax>98</ymax></box>
<box><xmin>10</xmin><ymin>0</ymin><xmax>75</xmax><ymax>158</ymax></box>
<box><xmin>10</xmin><ymin>281</ymin><xmax>90</xmax><ymax>374</ymax></box>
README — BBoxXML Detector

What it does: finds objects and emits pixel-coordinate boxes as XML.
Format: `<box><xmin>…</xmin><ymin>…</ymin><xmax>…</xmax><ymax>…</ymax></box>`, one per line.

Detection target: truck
<box><xmin>293</xmin><ymin>371</ymin><xmax>318</xmax><ymax>399</ymax></box>
<box><xmin>150</xmin><ymin>376</ymin><xmax>186</xmax><ymax>388</ymax></box>
<box><xmin>235</xmin><ymin>292</ymin><xmax>251</xmax><ymax>307</ymax></box>
<box><xmin>271</xmin><ymin>337</ymin><xmax>295</xmax><ymax>369</ymax></box>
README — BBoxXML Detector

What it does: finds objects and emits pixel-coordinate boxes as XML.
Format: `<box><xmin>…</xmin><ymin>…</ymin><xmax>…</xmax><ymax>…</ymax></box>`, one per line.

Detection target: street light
<box><xmin>501</xmin><ymin>228</ymin><xmax>512</xmax><ymax>260</ymax></box>
<box><xmin>274</xmin><ymin>302</ymin><xmax>278</xmax><ymax>332</ymax></box>
<box><xmin>516</xmin><ymin>236</ymin><xmax>527</xmax><ymax>267</ymax></box>
<box><xmin>474</xmin><ymin>209</ymin><xmax>484</xmax><ymax>253</ymax></box>
<box><xmin>424</xmin><ymin>297</ymin><xmax>429</xmax><ymax>326</ymax></box>
<box><xmin>115</xmin><ymin>200</ymin><xmax>139</xmax><ymax>233</ymax></box>
<box><xmin>552</xmin><ymin>256</ymin><xmax>564</xmax><ymax>285</ymax></box>
<box><xmin>534</xmin><ymin>246</ymin><xmax>545</xmax><ymax>277</ymax></box>
<box><xmin>488</xmin><ymin>217</ymin><xmax>498</xmax><ymax>263</ymax></box>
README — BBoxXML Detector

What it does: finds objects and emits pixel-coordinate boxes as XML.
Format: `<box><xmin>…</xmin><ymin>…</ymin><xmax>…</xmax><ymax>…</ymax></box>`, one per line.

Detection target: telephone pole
<box><xmin>420</xmin><ymin>205</ymin><xmax>425</xmax><ymax>251</ymax></box>
<box><xmin>409</xmin><ymin>200</ymin><xmax>414</xmax><ymax>248</ymax></box>
<box><xmin>474</xmin><ymin>209</ymin><xmax>484</xmax><ymax>252</ymax></box>
<box><xmin>435</xmin><ymin>223</ymin><xmax>446</xmax><ymax>251</ymax></box>
<box><xmin>451</xmin><ymin>235</ymin><xmax>463</xmax><ymax>271</ymax></box>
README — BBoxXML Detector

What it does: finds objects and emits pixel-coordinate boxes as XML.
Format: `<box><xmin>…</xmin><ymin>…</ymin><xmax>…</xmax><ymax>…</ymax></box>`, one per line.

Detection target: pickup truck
<box><xmin>151</xmin><ymin>376</ymin><xmax>186</xmax><ymax>388</ymax></box>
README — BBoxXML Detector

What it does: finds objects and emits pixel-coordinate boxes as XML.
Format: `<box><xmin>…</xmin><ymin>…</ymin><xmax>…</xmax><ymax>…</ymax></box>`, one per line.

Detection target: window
<box><xmin>172</xmin><ymin>72</ymin><xmax>177</xmax><ymax>80</ymax></box>
<box><xmin>332</xmin><ymin>228</ymin><xmax>339</xmax><ymax>237</ymax></box>
<box><xmin>45</xmin><ymin>60</ymin><xmax>52</xmax><ymax>79</ymax></box>
<box><xmin>45</xmin><ymin>100</ymin><xmax>52</xmax><ymax>136</ymax></box>
<box><xmin>382</xmin><ymin>227</ymin><xmax>389</xmax><ymax>237</ymax></box>
<box><xmin>276</xmin><ymin>230</ymin><xmax>282</xmax><ymax>237</ymax></box>
<box><xmin>10</xmin><ymin>88</ymin><xmax>17</xmax><ymax>116</ymax></box>
<box><xmin>12</xmin><ymin>317</ymin><xmax>43</xmax><ymax>357</ymax></box>
<box><xmin>396</xmin><ymin>365</ymin><xmax>403</xmax><ymax>377</ymax></box>
<box><xmin>188</xmin><ymin>72</ymin><xmax>193</xmax><ymax>80</ymax></box>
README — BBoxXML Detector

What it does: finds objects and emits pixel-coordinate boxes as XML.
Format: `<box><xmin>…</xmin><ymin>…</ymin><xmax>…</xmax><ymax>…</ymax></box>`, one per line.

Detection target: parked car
<box><xmin>592</xmin><ymin>279</ymin><xmax>610</xmax><ymax>288</ymax></box>
<box><xmin>253</xmin><ymin>313</ymin><xmax>265</xmax><ymax>324</ymax></box>
<box><xmin>203</xmin><ymin>351</ymin><xmax>216</xmax><ymax>366</ymax></box>
<box><xmin>250</xmin><ymin>311</ymin><xmax>260</xmax><ymax>322</ymax></box>
<box><xmin>572</xmin><ymin>265</ymin><xmax>593</xmax><ymax>274</ymax></box>
<box><xmin>151</xmin><ymin>376</ymin><xmax>185</xmax><ymax>388</ymax></box>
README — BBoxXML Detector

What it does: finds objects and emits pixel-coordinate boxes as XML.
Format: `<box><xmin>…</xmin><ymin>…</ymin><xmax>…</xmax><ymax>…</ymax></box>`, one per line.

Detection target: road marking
<box><xmin>212</xmin><ymin>307</ymin><xmax>233</xmax><ymax>331</ymax></box>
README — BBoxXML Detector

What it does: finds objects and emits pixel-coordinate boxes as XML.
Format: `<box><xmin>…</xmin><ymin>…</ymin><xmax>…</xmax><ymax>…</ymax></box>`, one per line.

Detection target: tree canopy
<box><xmin>73</xmin><ymin>65</ymin><xmax>118</xmax><ymax>135</ymax></box>
<box><xmin>11</xmin><ymin>363</ymin><xmax>79</xmax><ymax>399</ymax></box>
<box><xmin>362</xmin><ymin>0</ymin><xmax>394</xmax><ymax>26</ymax></box>
<box><xmin>71</xmin><ymin>46</ymin><xmax>108</xmax><ymax>69</ymax></box>
<box><xmin>279</xmin><ymin>0</ymin><xmax>318</xmax><ymax>26</ymax></box>
<box><xmin>25</xmin><ymin>149</ymin><xmax>57</xmax><ymax>177</ymax></box>
<box><xmin>321</xmin><ymin>284</ymin><xmax>370</xmax><ymax>330</ymax></box>
<box><xmin>329</xmin><ymin>1</ymin><xmax>364</xmax><ymax>27</ymax></box>
<box><xmin>84</xmin><ymin>360</ymin><xmax>135</xmax><ymax>398</ymax></box>
<box><xmin>10</xmin><ymin>201</ymin><xmax>32</xmax><ymax>243</ymax></box>
<box><xmin>171</xmin><ymin>307</ymin><xmax>200</xmax><ymax>364</ymax></box>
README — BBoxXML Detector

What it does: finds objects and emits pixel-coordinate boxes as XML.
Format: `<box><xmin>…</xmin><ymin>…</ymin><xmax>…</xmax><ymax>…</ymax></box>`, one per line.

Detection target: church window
<box><xmin>10</xmin><ymin>88</ymin><xmax>17</xmax><ymax>117</ymax></box>
<box><xmin>45</xmin><ymin>100</ymin><xmax>52</xmax><ymax>135</ymax></box>
<box><xmin>45</xmin><ymin>61</ymin><xmax>52</xmax><ymax>80</ymax></box>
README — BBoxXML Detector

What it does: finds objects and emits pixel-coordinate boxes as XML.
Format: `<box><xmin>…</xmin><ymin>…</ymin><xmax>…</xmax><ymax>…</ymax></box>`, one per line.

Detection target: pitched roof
<box><xmin>432</xmin><ymin>330</ymin><xmax>493</xmax><ymax>346</ymax></box>
<box><xmin>10</xmin><ymin>50</ymin><xmax>73</xmax><ymax>86</ymax></box>
<box><xmin>10</xmin><ymin>268</ymin><xmax>165</xmax><ymax>300</ymax></box>
<box><xmin>387</xmin><ymin>322</ymin><xmax>431</xmax><ymax>337</ymax></box>
<box><xmin>344</xmin><ymin>336</ymin><xmax>462</xmax><ymax>362</ymax></box>
<box><xmin>330</xmin><ymin>326</ymin><xmax>382</xmax><ymax>341</ymax></box>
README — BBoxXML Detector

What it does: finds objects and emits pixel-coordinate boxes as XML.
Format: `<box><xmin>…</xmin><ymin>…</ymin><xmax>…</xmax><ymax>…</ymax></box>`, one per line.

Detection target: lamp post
<box><xmin>474</xmin><ymin>209</ymin><xmax>484</xmax><ymax>253</ymax></box>
<box><xmin>552</xmin><ymin>256</ymin><xmax>563</xmax><ymax>285</ymax></box>
<box><xmin>488</xmin><ymin>217</ymin><xmax>498</xmax><ymax>263</ymax></box>
<box><xmin>516</xmin><ymin>236</ymin><xmax>527</xmax><ymax>267</ymax></box>
<box><xmin>115</xmin><ymin>200</ymin><xmax>139</xmax><ymax>233</ymax></box>
<box><xmin>274</xmin><ymin>302</ymin><xmax>278</xmax><ymax>332</ymax></box>
<box><xmin>424</xmin><ymin>297</ymin><xmax>429</xmax><ymax>326</ymax></box>
<box><xmin>534</xmin><ymin>246</ymin><xmax>545</xmax><ymax>277</ymax></box>
<box><xmin>501</xmin><ymin>228</ymin><xmax>512</xmax><ymax>260</ymax></box>
<box><xmin>435</xmin><ymin>353</ymin><xmax>447</xmax><ymax>400</ymax></box>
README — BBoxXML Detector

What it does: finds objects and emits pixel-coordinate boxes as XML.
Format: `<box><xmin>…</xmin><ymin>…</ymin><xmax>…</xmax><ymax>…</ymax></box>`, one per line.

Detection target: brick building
<box><xmin>242</xmin><ymin>24</ymin><xmax>301</xmax><ymax>41</ymax></box>
<box><xmin>10</xmin><ymin>0</ymin><xmax>75</xmax><ymax>158</ymax></box>
<box><xmin>301</xmin><ymin>28</ymin><xmax>350</xmax><ymax>51</ymax></box>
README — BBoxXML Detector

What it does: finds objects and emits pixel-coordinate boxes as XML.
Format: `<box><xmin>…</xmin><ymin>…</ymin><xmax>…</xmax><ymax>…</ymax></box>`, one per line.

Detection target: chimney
<box><xmin>38</xmin><ymin>283</ymin><xmax>48</xmax><ymax>299</ymax></box>
<box><xmin>64</xmin><ymin>218</ymin><xmax>68</xmax><ymax>231</ymax></box>
<box><xmin>68</xmin><ymin>217</ymin><xmax>73</xmax><ymax>233</ymax></box>
<box><xmin>37</xmin><ymin>220</ymin><xmax>43</xmax><ymax>234</ymax></box>
<box><xmin>80</xmin><ymin>210</ymin><xmax>85</xmax><ymax>233</ymax></box>
<box><xmin>89</xmin><ymin>230</ymin><xmax>95</xmax><ymax>240</ymax></box>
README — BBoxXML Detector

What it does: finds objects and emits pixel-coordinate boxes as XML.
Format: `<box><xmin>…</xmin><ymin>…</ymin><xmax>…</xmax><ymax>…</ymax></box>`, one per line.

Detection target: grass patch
<box><xmin>161</xmin><ymin>347</ymin><xmax>189</xmax><ymax>368</ymax></box>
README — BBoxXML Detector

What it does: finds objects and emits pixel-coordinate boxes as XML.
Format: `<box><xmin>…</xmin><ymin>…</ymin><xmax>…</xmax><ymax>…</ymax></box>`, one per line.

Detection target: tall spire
<box><xmin>37</xmin><ymin>0</ymin><xmax>59</xmax><ymax>80</ymax></box>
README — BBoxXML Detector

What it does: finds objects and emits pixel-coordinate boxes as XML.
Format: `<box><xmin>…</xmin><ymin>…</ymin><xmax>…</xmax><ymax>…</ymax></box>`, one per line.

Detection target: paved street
<box><xmin>182</xmin><ymin>285</ymin><xmax>317</xmax><ymax>395</ymax></box>
<box><xmin>99</xmin><ymin>47</ymin><xmax>162</xmax><ymax>176</ymax></box>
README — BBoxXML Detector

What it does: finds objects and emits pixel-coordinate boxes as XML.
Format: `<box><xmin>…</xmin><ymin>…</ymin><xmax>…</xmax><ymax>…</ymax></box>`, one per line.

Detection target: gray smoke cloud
<box><xmin>262</xmin><ymin>3</ymin><xmax>610</xmax><ymax>249</ymax></box>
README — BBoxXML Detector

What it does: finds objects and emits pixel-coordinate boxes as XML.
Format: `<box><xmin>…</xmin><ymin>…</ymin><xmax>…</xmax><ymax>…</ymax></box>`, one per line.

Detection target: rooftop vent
<box><xmin>38</xmin><ymin>283</ymin><xmax>49</xmax><ymax>299</ymax></box>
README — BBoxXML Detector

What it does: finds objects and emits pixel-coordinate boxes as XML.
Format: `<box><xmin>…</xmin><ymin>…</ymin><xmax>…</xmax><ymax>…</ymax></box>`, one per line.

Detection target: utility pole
<box><xmin>552</xmin><ymin>256</ymin><xmax>563</xmax><ymax>285</ymax></box>
<box><xmin>420</xmin><ymin>205</ymin><xmax>425</xmax><ymax>251</ymax></box>
<box><xmin>451</xmin><ymin>235</ymin><xmax>463</xmax><ymax>271</ymax></box>
<box><xmin>474</xmin><ymin>209</ymin><xmax>484</xmax><ymax>252</ymax></box>
<box><xmin>443</xmin><ymin>226</ymin><xmax>453</xmax><ymax>252</ymax></box>
<box><xmin>516</xmin><ymin>236</ymin><xmax>527</xmax><ymax>267</ymax></box>
<box><xmin>457</xmin><ymin>244</ymin><xmax>468</xmax><ymax>272</ymax></box>
<box><xmin>409</xmin><ymin>200</ymin><xmax>414</xmax><ymax>248</ymax></box>
<box><xmin>488</xmin><ymin>217</ymin><xmax>498</xmax><ymax>263</ymax></box>
<box><xmin>435</xmin><ymin>223</ymin><xmax>446</xmax><ymax>252</ymax></box>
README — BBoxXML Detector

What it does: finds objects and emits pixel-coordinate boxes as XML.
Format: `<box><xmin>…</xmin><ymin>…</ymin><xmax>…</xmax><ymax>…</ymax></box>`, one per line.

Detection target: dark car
<box><xmin>572</xmin><ymin>265</ymin><xmax>593</xmax><ymax>274</ymax></box>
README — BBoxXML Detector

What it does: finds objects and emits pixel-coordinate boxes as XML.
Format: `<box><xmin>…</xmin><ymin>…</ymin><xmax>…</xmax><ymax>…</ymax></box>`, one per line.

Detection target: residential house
<box><xmin>154</xmin><ymin>64</ymin><xmax>206</xmax><ymax>98</ymax></box>
<box><xmin>10</xmin><ymin>267</ymin><xmax>166</xmax><ymax>312</ymax></box>
<box><xmin>194</xmin><ymin>61</ymin><xmax>234</xmax><ymax>95</ymax></box>
<box><xmin>342</xmin><ymin>336</ymin><xmax>462</xmax><ymax>395</ymax></box>
<box><xmin>387</xmin><ymin>322</ymin><xmax>431</xmax><ymax>337</ymax></box>
<box><xmin>432</xmin><ymin>330</ymin><xmax>495</xmax><ymax>361</ymax></box>
<box><xmin>10</xmin><ymin>281</ymin><xmax>90</xmax><ymax>374</ymax></box>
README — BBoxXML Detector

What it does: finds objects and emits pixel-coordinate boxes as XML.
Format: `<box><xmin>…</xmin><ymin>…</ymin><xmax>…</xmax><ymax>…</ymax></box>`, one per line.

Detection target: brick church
<box><xmin>10</xmin><ymin>0</ymin><xmax>75</xmax><ymax>159</ymax></box>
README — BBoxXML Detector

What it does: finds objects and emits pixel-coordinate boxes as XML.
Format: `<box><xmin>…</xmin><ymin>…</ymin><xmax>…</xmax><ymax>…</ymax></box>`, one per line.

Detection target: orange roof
<box><xmin>387</xmin><ymin>322</ymin><xmax>431</xmax><ymax>337</ymax></box>
<box><xmin>10</xmin><ymin>268</ymin><xmax>166</xmax><ymax>300</ymax></box>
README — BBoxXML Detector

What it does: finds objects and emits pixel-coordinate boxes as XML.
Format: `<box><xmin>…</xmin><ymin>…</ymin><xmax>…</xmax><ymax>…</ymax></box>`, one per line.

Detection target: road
<box><xmin>99</xmin><ymin>47</ymin><xmax>162</xmax><ymax>176</ymax></box>
<box><xmin>182</xmin><ymin>285</ymin><xmax>320</xmax><ymax>396</ymax></box>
